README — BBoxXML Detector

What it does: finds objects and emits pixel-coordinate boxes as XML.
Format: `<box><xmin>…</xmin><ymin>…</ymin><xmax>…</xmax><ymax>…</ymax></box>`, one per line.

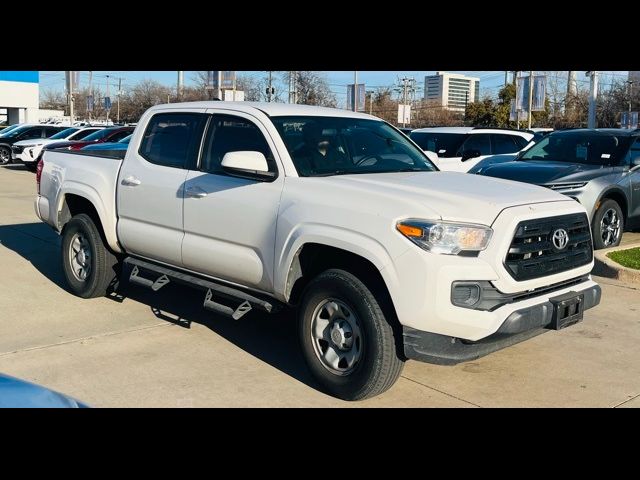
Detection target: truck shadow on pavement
<box><xmin>0</xmin><ymin>222</ymin><xmax>319</xmax><ymax>391</ymax></box>
<box><xmin>117</xmin><ymin>279</ymin><xmax>319</xmax><ymax>391</ymax></box>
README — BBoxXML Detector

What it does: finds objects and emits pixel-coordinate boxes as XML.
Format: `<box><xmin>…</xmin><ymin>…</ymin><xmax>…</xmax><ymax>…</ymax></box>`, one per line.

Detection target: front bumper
<box><xmin>13</xmin><ymin>147</ymin><xmax>39</xmax><ymax>164</ymax></box>
<box><xmin>403</xmin><ymin>283</ymin><xmax>601</xmax><ymax>365</ymax></box>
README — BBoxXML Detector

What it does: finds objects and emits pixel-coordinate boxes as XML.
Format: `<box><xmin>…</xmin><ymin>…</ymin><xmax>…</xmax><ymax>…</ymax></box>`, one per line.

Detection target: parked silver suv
<box><xmin>476</xmin><ymin>129</ymin><xmax>640</xmax><ymax>249</ymax></box>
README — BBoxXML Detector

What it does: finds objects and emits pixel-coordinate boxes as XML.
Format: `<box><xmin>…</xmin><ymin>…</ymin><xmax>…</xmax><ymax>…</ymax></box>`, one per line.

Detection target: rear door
<box><xmin>117</xmin><ymin>109</ymin><xmax>207</xmax><ymax>266</ymax></box>
<box><xmin>181</xmin><ymin>110</ymin><xmax>284</xmax><ymax>291</ymax></box>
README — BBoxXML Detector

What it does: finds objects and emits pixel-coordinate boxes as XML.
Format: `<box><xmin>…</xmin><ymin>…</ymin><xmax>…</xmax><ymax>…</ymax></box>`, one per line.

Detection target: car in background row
<box><xmin>475</xmin><ymin>129</ymin><xmax>640</xmax><ymax>249</ymax></box>
<box><xmin>397</xmin><ymin>127</ymin><xmax>413</xmax><ymax>136</ymax></box>
<box><xmin>409</xmin><ymin>127</ymin><xmax>534</xmax><ymax>172</ymax></box>
<box><xmin>13</xmin><ymin>126</ymin><xmax>105</xmax><ymax>170</ymax></box>
<box><xmin>81</xmin><ymin>134</ymin><xmax>132</xmax><ymax>153</ymax></box>
<box><xmin>0</xmin><ymin>124</ymin><xmax>68</xmax><ymax>165</ymax></box>
<box><xmin>43</xmin><ymin>126</ymin><xmax>134</xmax><ymax>152</ymax></box>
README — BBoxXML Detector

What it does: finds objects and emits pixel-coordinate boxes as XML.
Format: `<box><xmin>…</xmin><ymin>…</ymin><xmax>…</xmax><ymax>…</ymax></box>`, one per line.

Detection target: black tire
<box><xmin>298</xmin><ymin>269</ymin><xmax>404</xmax><ymax>401</ymax></box>
<box><xmin>592</xmin><ymin>199</ymin><xmax>624</xmax><ymax>250</ymax></box>
<box><xmin>0</xmin><ymin>146</ymin><xmax>11</xmax><ymax>165</ymax></box>
<box><xmin>61</xmin><ymin>214</ymin><xmax>119</xmax><ymax>298</ymax></box>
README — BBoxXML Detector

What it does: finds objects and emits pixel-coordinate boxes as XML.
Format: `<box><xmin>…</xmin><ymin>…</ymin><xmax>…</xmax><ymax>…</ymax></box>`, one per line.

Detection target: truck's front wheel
<box><xmin>299</xmin><ymin>269</ymin><xmax>404</xmax><ymax>401</ymax></box>
<box><xmin>61</xmin><ymin>214</ymin><xmax>119</xmax><ymax>298</ymax></box>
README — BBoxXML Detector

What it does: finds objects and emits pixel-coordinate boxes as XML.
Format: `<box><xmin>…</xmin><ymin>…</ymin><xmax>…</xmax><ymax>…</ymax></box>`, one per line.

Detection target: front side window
<box><xmin>19</xmin><ymin>127</ymin><xmax>43</xmax><ymax>140</ymax></box>
<box><xmin>492</xmin><ymin>134</ymin><xmax>522</xmax><ymax>154</ymax></box>
<box><xmin>273</xmin><ymin>116</ymin><xmax>436</xmax><ymax>177</ymax></box>
<box><xmin>200</xmin><ymin>114</ymin><xmax>275</xmax><ymax>175</ymax></box>
<box><xmin>459</xmin><ymin>134</ymin><xmax>491</xmax><ymax>156</ymax></box>
<box><xmin>410</xmin><ymin>131</ymin><xmax>466</xmax><ymax>157</ymax></box>
<box><xmin>520</xmin><ymin>132</ymin><xmax>632</xmax><ymax>165</ymax></box>
<box><xmin>139</xmin><ymin>112</ymin><xmax>207</xmax><ymax>169</ymax></box>
<box><xmin>44</xmin><ymin>127</ymin><xmax>64</xmax><ymax>137</ymax></box>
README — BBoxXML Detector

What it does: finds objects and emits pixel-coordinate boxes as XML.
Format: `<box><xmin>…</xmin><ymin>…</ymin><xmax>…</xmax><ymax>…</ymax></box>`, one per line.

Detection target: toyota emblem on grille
<box><xmin>552</xmin><ymin>228</ymin><xmax>569</xmax><ymax>250</ymax></box>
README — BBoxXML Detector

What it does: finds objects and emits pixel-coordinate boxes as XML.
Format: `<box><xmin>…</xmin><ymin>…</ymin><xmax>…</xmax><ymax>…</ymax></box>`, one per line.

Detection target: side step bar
<box><xmin>123</xmin><ymin>257</ymin><xmax>274</xmax><ymax>319</ymax></box>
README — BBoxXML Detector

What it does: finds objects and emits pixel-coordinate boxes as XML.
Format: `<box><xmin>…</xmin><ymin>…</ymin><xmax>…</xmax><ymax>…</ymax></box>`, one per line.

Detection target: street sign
<box><xmin>87</xmin><ymin>95</ymin><xmax>94</xmax><ymax>112</ymax></box>
<box><xmin>397</xmin><ymin>104</ymin><xmax>411</xmax><ymax>124</ymax></box>
<box><xmin>516</xmin><ymin>75</ymin><xmax>546</xmax><ymax>112</ymax></box>
<box><xmin>621</xmin><ymin>111</ymin><xmax>638</xmax><ymax>129</ymax></box>
<box><xmin>509</xmin><ymin>99</ymin><xmax>528</xmax><ymax>121</ymax></box>
<box><xmin>347</xmin><ymin>84</ymin><xmax>366</xmax><ymax>111</ymax></box>
<box><xmin>104</xmin><ymin>97</ymin><xmax>112</xmax><ymax>110</ymax></box>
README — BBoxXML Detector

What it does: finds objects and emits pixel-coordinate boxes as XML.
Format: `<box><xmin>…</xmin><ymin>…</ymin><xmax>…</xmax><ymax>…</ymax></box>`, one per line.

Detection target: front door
<box><xmin>181</xmin><ymin>111</ymin><xmax>284</xmax><ymax>292</ymax></box>
<box><xmin>117</xmin><ymin>109</ymin><xmax>207</xmax><ymax>266</ymax></box>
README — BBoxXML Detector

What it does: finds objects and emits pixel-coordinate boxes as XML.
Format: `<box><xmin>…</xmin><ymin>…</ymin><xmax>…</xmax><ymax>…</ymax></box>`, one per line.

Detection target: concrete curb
<box><xmin>592</xmin><ymin>241</ymin><xmax>640</xmax><ymax>285</ymax></box>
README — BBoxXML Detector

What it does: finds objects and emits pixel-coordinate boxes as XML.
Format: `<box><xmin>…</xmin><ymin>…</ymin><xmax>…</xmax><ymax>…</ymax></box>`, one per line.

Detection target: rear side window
<box><xmin>460</xmin><ymin>134</ymin><xmax>491</xmax><ymax>156</ymax></box>
<box><xmin>492</xmin><ymin>134</ymin><xmax>523</xmax><ymax>154</ymax></box>
<box><xmin>139</xmin><ymin>113</ymin><xmax>207</xmax><ymax>169</ymax></box>
<box><xmin>70</xmin><ymin>128</ymin><xmax>99</xmax><ymax>140</ymax></box>
<box><xmin>200</xmin><ymin>114</ymin><xmax>275</xmax><ymax>175</ymax></box>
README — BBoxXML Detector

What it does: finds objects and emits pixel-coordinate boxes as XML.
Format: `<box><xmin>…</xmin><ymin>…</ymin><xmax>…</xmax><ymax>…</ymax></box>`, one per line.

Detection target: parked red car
<box><xmin>44</xmin><ymin>126</ymin><xmax>134</xmax><ymax>151</ymax></box>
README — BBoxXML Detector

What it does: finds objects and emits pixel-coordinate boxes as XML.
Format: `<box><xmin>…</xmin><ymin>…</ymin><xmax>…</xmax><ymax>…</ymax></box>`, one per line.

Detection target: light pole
<box><xmin>587</xmin><ymin>71</ymin><xmax>598</xmax><ymax>129</ymax></box>
<box><xmin>627</xmin><ymin>80</ymin><xmax>634</xmax><ymax>116</ymax></box>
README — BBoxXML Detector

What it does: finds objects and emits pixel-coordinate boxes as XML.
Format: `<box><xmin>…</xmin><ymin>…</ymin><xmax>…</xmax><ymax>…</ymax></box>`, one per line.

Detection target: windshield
<box><xmin>0</xmin><ymin>125</ymin><xmax>32</xmax><ymax>138</ymax></box>
<box><xmin>271</xmin><ymin>116</ymin><xmax>437</xmax><ymax>177</ymax></box>
<box><xmin>50</xmin><ymin>127</ymin><xmax>79</xmax><ymax>139</ymax></box>
<box><xmin>409</xmin><ymin>132</ymin><xmax>467</xmax><ymax>158</ymax></box>
<box><xmin>0</xmin><ymin>124</ymin><xmax>21</xmax><ymax>136</ymax></box>
<box><xmin>81</xmin><ymin>128</ymin><xmax>117</xmax><ymax>141</ymax></box>
<box><xmin>519</xmin><ymin>132</ymin><xmax>632</xmax><ymax>165</ymax></box>
<box><xmin>70</xmin><ymin>128</ymin><xmax>102</xmax><ymax>140</ymax></box>
<box><xmin>119</xmin><ymin>134</ymin><xmax>132</xmax><ymax>144</ymax></box>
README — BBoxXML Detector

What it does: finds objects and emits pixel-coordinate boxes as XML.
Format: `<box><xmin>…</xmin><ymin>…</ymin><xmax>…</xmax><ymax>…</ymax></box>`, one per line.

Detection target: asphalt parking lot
<box><xmin>1</xmin><ymin>163</ymin><xmax>639</xmax><ymax>407</ymax></box>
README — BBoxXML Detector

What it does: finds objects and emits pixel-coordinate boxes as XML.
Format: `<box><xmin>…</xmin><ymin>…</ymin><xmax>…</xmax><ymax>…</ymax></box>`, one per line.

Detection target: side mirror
<box><xmin>423</xmin><ymin>150</ymin><xmax>439</xmax><ymax>164</ymax></box>
<box><xmin>461</xmin><ymin>149</ymin><xmax>481</xmax><ymax>162</ymax></box>
<box><xmin>631</xmin><ymin>156</ymin><xmax>640</xmax><ymax>172</ymax></box>
<box><xmin>221</xmin><ymin>151</ymin><xmax>275</xmax><ymax>181</ymax></box>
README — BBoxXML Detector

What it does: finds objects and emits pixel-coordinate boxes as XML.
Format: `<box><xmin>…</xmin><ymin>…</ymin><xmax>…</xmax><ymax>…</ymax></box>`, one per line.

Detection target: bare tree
<box><xmin>282</xmin><ymin>71</ymin><xmax>336</xmax><ymax>107</ymax></box>
<box><xmin>40</xmin><ymin>89</ymin><xmax>67</xmax><ymax>111</ymax></box>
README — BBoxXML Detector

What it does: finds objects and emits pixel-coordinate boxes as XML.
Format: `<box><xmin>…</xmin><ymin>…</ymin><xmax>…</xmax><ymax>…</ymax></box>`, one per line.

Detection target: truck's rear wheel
<box><xmin>299</xmin><ymin>269</ymin><xmax>404</xmax><ymax>401</ymax></box>
<box><xmin>61</xmin><ymin>214</ymin><xmax>119</xmax><ymax>298</ymax></box>
<box><xmin>592</xmin><ymin>199</ymin><xmax>624</xmax><ymax>249</ymax></box>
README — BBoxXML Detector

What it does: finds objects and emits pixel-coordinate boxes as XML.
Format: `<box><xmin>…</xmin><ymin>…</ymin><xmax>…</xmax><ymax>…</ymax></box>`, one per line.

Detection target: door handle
<box><xmin>121</xmin><ymin>175</ymin><xmax>141</xmax><ymax>186</ymax></box>
<box><xmin>185</xmin><ymin>186</ymin><xmax>207</xmax><ymax>198</ymax></box>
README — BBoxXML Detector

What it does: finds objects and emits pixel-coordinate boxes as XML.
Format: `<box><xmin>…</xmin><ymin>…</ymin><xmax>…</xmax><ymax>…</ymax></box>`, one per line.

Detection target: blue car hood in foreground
<box><xmin>0</xmin><ymin>374</ymin><xmax>88</xmax><ymax>408</ymax></box>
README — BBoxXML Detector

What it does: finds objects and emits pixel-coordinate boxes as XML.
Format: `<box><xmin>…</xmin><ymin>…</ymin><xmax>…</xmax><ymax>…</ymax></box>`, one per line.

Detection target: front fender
<box><xmin>274</xmin><ymin>223</ymin><xmax>406</xmax><ymax>302</ymax></box>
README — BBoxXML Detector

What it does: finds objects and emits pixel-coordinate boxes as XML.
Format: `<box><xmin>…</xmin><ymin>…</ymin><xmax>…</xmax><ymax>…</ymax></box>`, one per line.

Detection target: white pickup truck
<box><xmin>35</xmin><ymin>102</ymin><xmax>601</xmax><ymax>401</ymax></box>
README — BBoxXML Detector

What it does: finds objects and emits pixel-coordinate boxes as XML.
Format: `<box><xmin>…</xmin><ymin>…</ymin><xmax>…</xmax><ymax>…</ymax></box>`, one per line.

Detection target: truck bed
<box><xmin>39</xmin><ymin>149</ymin><xmax>125</xmax><ymax>252</ymax></box>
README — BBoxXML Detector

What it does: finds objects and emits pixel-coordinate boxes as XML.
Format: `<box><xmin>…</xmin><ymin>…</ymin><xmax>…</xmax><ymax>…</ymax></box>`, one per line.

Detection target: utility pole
<box><xmin>627</xmin><ymin>80</ymin><xmax>634</xmax><ymax>116</ymax></box>
<box><xmin>87</xmin><ymin>71</ymin><xmax>93</xmax><ymax>123</ymax></box>
<box><xmin>566</xmin><ymin>71</ymin><xmax>577</xmax><ymax>115</ymax></box>
<box><xmin>289</xmin><ymin>71</ymin><xmax>297</xmax><ymax>104</ymax></box>
<box><xmin>66</xmin><ymin>71</ymin><xmax>75</xmax><ymax>126</ymax></box>
<box><xmin>587</xmin><ymin>71</ymin><xmax>598</xmax><ymax>128</ymax></box>
<box><xmin>527</xmin><ymin>70</ymin><xmax>534</xmax><ymax>129</ymax></box>
<box><xmin>504</xmin><ymin>71</ymin><xmax>508</xmax><ymax>86</ymax></box>
<box><xmin>353</xmin><ymin>71</ymin><xmax>358</xmax><ymax>112</ymax></box>
<box><xmin>177</xmin><ymin>71</ymin><xmax>184</xmax><ymax>100</ymax></box>
<box><xmin>232</xmin><ymin>71</ymin><xmax>237</xmax><ymax>101</ymax></box>
<box><xmin>267</xmin><ymin>71</ymin><xmax>273</xmax><ymax>102</ymax></box>
<box><xmin>117</xmin><ymin>77</ymin><xmax>122</xmax><ymax>124</ymax></box>
<box><xmin>367</xmin><ymin>90</ymin><xmax>374</xmax><ymax>115</ymax></box>
<box><xmin>402</xmin><ymin>77</ymin><xmax>409</xmax><ymax>127</ymax></box>
<box><xmin>514</xmin><ymin>71</ymin><xmax>519</xmax><ymax>130</ymax></box>
<box><xmin>106</xmin><ymin>75</ymin><xmax>110</xmax><ymax>123</ymax></box>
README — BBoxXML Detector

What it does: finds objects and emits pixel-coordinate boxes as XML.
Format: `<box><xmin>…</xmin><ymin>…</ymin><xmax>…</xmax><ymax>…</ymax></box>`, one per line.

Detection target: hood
<box><xmin>479</xmin><ymin>160</ymin><xmax>614</xmax><ymax>185</ymax></box>
<box><xmin>322</xmin><ymin>171</ymin><xmax>569</xmax><ymax>226</ymax></box>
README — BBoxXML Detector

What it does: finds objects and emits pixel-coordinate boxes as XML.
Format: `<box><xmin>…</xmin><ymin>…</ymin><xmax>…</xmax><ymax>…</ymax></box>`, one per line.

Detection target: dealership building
<box><xmin>0</xmin><ymin>71</ymin><xmax>39</xmax><ymax>125</ymax></box>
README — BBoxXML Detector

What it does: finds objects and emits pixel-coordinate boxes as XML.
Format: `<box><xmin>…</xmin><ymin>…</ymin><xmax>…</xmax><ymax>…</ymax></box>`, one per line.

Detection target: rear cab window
<box><xmin>139</xmin><ymin>112</ymin><xmax>208</xmax><ymax>169</ymax></box>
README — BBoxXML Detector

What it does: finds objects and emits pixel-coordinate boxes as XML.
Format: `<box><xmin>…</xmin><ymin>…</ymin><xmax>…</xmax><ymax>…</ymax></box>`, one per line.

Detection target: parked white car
<box><xmin>410</xmin><ymin>127</ymin><xmax>534</xmax><ymax>172</ymax></box>
<box><xmin>35</xmin><ymin>102</ymin><xmax>600</xmax><ymax>400</ymax></box>
<box><xmin>12</xmin><ymin>126</ymin><xmax>104</xmax><ymax>168</ymax></box>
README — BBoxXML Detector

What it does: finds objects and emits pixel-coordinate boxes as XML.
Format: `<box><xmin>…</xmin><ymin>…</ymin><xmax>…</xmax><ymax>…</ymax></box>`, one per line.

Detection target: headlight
<box><xmin>396</xmin><ymin>219</ymin><xmax>493</xmax><ymax>255</ymax></box>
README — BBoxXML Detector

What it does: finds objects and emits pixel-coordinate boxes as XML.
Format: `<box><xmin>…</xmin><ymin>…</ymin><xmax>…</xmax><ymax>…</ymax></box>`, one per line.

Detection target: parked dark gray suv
<box><xmin>475</xmin><ymin>129</ymin><xmax>640</xmax><ymax>249</ymax></box>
